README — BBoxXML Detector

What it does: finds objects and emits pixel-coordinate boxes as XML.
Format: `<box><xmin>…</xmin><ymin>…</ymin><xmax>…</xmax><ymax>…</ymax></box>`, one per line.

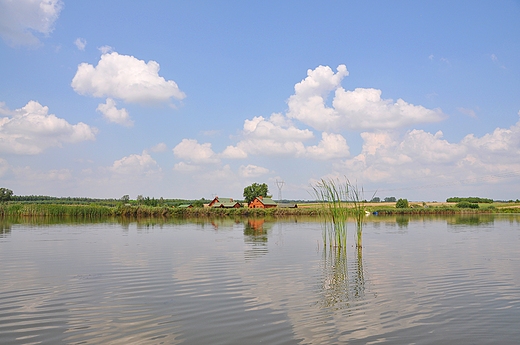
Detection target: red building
<box><xmin>248</xmin><ymin>196</ymin><xmax>277</xmax><ymax>209</ymax></box>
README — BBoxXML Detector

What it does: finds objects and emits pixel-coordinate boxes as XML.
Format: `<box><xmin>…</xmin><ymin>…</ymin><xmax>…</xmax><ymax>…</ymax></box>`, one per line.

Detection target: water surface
<box><xmin>1</xmin><ymin>215</ymin><xmax>519</xmax><ymax>344</ymax></box>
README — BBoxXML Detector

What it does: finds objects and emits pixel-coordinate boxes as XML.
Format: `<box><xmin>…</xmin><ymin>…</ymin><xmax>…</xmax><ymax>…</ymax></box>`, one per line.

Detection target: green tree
<box><xmin>0</xmin><ymin>188</ymin><xmax>13</xmax><ymax>203</ymax></box>
<box><xmin>121</xmin><ymin>195</ymin><xmax>130</xmax><ymax>203</ymax></box>
<box><xmin>243</xmin><ymin>183</ymin><xmax>269</xmax><ymax>204</ymax></box>
<box><xmin>396</xmin><ymin>198</ymin><xmax>409</xmax><ymax>208</ymax></box>
<box><xmin>192</xmin><ymin>199</ymin><xmax>205</xmax><ymax>208</ymax></box>
<box><xmin>384</xmin><ymin>196</ymin><xmax>396</xmax><ymax>202</ymax></box>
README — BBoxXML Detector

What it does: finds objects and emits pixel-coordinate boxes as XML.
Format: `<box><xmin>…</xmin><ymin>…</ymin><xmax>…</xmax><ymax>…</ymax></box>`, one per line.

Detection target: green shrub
<box><xmin>456</xmin><ymin>201</ymin><xmax>479</xmax><ymax>209</ymax></box>
<box><xmin>447</xmin><ymin>197</ymin><xmax>492</xmax><ymax>203</ymax></box>
<box><xmin>396</xmin><ymin>198</ymin><xmax>409</xmax><ymax>208</ymax></box>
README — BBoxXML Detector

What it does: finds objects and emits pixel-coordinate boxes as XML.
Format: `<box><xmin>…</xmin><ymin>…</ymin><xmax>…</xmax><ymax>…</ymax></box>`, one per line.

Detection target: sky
<box><xmin>1</xmin><ymin>0</ymin><xmax>520</xmax><ymax>201</ymax></box>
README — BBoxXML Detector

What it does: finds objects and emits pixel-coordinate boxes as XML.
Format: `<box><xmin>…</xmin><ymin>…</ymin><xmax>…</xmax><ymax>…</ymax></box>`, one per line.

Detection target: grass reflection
<box><xmin>395</xmin><ymin>215</ymin><xmax>410</xmax><ymax>228</ymax></box>
<box><xmin>318</xmin><ymin>245</ymin><xmax>365</xmax><ymax>310</ymax></box>
<box><xmin>447</xmin><ymin>214</ymin><xmax>495</xmax><ymax>226</ymax></box>
<box><xmin>0</xmin><ymin>220</ymin><xmax>11</xmax><ymax>238</ymax></box>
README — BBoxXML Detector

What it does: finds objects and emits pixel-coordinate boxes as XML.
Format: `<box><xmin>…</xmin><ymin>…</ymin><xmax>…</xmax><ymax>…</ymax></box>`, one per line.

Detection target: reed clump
<box><xmin>312</xmin><ymin>178</ymin><xmax>368</xmax><ymax>249</ymax></box>
<box><xmin>349</xmin><ymin>182</ymin><xmax>367</xmax><ymax>248</ymax></box>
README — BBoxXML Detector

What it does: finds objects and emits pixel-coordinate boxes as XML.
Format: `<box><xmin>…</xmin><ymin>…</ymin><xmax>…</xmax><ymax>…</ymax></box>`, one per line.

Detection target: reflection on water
<box><xmin>395</xmin><ymin>215</ymin><xmax>410</xmax><ymax>228</ymax></box>
<box><xmin>0</xmin><ymin>220</ymin><xmax>11</xmax><ymax>238</ymax></box>
<box><xmin>1</xmin><ymin>214</ymin><xmax>520</xmax><ymax>344</ymax></box>
<box><xmin>318</xmin><ymin>247</ymin><xmax>365</xmax><ymax>311</ymax></box>
<box><xmin>244</xmin><ymin>218</ymin><xmax>269</xmax><ymax>240</ymax></box>
<box><xmin>243</xmin><ymin>218</ymin><xmax>273</xmax><ymax>259</ymax></box>
<box><xmin>447</xmin><ymin>214</ymin><xmax>495</xmax><ymax>227</ymax></box>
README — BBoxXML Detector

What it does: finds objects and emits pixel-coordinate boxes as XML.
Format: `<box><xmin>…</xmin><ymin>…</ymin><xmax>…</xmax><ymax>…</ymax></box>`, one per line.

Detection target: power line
<box><xmin>276</xmin><ymin>179</ymin><xmax>285</xmax><ymax>201</ymax></box>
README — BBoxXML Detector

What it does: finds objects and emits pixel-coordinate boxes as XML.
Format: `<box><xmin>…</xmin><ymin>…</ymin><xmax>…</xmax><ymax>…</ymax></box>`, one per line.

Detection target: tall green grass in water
<box><xmin>349</xmin><ymin>182</ymin><xmax>367</xmax><ymax>248</ymax></box>
<box><xmin>313</xmin><ymin>178</ymin><xmax>368</xmax><ymax>248</ymax></box>
<box><xmin>313</xmin><ymin>179</ymin><xmax>349</xmax><ymax>249</ymax></box>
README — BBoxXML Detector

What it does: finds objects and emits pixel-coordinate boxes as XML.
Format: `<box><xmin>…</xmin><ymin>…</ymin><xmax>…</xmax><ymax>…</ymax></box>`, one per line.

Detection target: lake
<box><xmin>1</xmin><ymin>214</ymin><xmax>519</xmax><ymax>344</ymax></box>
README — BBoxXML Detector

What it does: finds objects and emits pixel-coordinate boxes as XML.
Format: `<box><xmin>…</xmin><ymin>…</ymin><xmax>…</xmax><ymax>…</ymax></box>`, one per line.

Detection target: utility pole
<box><xmin>276</xmin><ymin>179</ymin><xmax>285</xmax><ymax>202</ymax></box>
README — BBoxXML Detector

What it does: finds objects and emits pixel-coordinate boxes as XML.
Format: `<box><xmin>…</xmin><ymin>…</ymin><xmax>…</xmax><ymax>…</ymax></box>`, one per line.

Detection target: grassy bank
<box><xmin>1</xmin><ymin>201</ymin><xmax>518</xmax><ymax>219</ymax></box>
<box><xmin>0</xmin><ymin>203</ymin><xmax>321</xmax><ymax>218</ymax></box>
<box><xmin>0</xmin><ymin>203</ymin><xmax>114</xmax><ymax>218</ymax></box>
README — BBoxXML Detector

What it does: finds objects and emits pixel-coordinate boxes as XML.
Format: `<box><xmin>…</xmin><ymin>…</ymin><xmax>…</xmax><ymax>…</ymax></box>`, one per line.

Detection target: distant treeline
<box><xmin>11</xmin><ymin>195</ymin><xmax>117</xmax><ymax>203</ymax></box>
<box><xmin>10</xmin><ymin>195</ymin><xmax>207</xmax><ymax>207</ymax></box>
<box><xmin>446</xmin><ymin>197</ymin><xmax>493</xmax><ymax>203</ymax></box>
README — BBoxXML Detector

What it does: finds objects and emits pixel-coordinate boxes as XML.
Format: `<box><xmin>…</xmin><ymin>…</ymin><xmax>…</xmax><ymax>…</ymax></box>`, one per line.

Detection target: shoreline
<box><xmin>1</xmin><ymin>202</ymin><xmax>520</xmax><ymax>218</ymax></box>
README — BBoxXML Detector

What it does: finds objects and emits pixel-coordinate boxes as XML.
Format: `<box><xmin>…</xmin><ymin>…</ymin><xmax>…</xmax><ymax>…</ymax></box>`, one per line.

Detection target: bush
<box><xmin>456</xmin><ymin>201</ymin><xmax>479</xmax><ymax>209</ymax></box>
<box><xmin>447</xmin><ymin>197</ymin><xmax>492</xmax><ymax>203</ymax></box>
<box><xmin>396</xmin><ymin>198</ymin><xmax>409</xmax><ymax>208</ymax></box>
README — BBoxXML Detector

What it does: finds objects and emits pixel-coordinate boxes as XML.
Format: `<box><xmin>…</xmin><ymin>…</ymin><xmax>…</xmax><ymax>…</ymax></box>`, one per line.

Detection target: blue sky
<box><xmin>1</xmin><ymin>0</ymin><xmax>520</xmax><ymax>201</ymax></box>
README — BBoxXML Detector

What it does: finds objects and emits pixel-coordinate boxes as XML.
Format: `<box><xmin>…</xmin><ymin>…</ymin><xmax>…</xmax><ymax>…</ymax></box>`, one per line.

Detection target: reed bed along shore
<box><xmin>0</xmin><ymin>203</ymin><xmax>113</xmax><ymax>218</ymax></box>
<box><xmin>0</xmin><ymin>202</ymin><xmax>515</xmax><ymax>219</ymax></box>
<box><xmin>0</xmin><ymin>203</ymin><xmax>321</xmax><ymax>218</ymax></box>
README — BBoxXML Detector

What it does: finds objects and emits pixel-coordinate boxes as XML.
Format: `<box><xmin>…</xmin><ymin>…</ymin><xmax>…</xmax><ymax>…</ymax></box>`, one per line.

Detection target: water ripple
<box><xmin>0</xmin><ymin>218</ymin><xmax>519</xmax><ymax>344</ymax></box>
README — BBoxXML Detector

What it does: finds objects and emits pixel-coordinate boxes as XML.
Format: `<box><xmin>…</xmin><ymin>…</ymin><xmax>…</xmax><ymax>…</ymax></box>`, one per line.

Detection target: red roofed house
<box><xmin>248</xmin><ymin>196</ymin><xmax>278</xmax><ymax>209</ymax></box>
<box><xmin>208</xmin><ymin>196</ymin><xmax>242</xmax><ymax>208</ymax></box>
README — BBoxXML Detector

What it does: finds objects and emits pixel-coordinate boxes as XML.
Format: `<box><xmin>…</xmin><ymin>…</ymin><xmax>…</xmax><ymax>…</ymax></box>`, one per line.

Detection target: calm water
<box><xmin>1</xmin><ymin>215</ymin><xmax>520</xmax><ymax>344</ymax></box>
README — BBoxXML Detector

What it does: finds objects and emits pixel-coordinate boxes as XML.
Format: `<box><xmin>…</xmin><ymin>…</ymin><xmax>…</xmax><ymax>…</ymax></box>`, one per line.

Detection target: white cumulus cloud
<box><xmin>173</xmin><ymin>139</ymin><xmax>220</xmax><ymax>164</ymax></box>
<box><xmin>0</xmin><ymin>101</ymin><xmax>97</xmax><ymax>154</ymax></box>
<box><xmin>110</xmin><ymin>151</ymin><xmax>161</xmax><ymax>176</ymax></box>
<box><xmin>223</xmin><ymin>114</ymin><xmax>314</xmax><ymax>158</ymax></box>
<box><xmin>243</xmin><ymin>114</ymin><xmax>314</xmax><ymax>141</ymax></box>
<box><xmin>0</xmin><ymin>0</ymin><xmax>63</xmax><ymax>46</ymax></box>
<box><xmin>71</xmin><ymin>51</ymin><xmax>186</xmax><ymax>104</ymax></box>
<box><xmin>174</xmin><ymin>64</ymin><xmax>448</xmax><ymax>164</ymax></box>
<box><xmin>399</xmin><ymin>130</ymin><xmax>466</xmax><ymax>164</ymax></box>
<box><xmin>287</xmin><ymin>65</ymin><xmax>444</xmax><ymax>131</ymax></box>
<box><xmin>219</xmin><ymin>114</ymin><xmax>351</xmax><ymax>160</ymax></box>
<box><xmin>306</xmin><ymin>132</ymin><xmax>350</xmax><ymax>160</ymax></box>
<box><xmin>221</xmin><ymin>145</ymin><xmax>248</xmax><ymax>159</ymax></box>
<box><xmin>96</xmin><ymin>98</ymin><xmax>133</xmax><ymax>127</ymax></box>
<box><xmin>462</xmin><ymin>123</ymin><xmax>520</xmax><ymax>164</ymax></box>
<box><xmin>239</xmin><ymin>164</ymin><xmax>270</xmax><ymax>178</ymax></box>
<box><xmin>334</xmin><ymin>114</ymin><xmax>520</xmax><ymax>191</ymax></box>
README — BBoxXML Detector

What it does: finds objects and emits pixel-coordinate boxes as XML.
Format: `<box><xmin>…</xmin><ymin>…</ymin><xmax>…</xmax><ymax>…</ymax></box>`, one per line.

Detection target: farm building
<box><xmin>208</xmin><ymin>196</ymin><xmax>242</xmax><ymax>208</ymax></box>
<box><xmin>248</xmin><ymin>196</ymin><xmax>277</xmax><ymax>209</ymax></box>
<box><xmin>278</xmin><ymin>203</ymin><xmax>298</xmax><ymax>208</ymax></box>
